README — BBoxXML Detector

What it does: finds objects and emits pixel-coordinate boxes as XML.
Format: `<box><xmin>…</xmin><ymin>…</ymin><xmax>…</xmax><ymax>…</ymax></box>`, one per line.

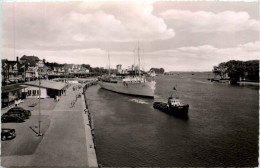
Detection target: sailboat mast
<box><xmin>138</xmin><ymin>41</ymin><xmax>141</xmax><ymax>79</ymax></box>
<box><xmin>108</xmin><ymin>51</ymin><xmax>111</xmax><ymax>76</ymax></box>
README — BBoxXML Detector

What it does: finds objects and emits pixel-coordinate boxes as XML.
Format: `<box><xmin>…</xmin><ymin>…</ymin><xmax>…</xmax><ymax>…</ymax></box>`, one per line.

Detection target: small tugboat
<box><xmin>153</xmin><ymin>93</ymin><xmax>189</xmax><ymax>116</ymax></box>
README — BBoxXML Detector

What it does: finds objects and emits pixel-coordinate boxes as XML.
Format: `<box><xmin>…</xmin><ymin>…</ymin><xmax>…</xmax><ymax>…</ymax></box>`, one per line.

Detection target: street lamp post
<box><xmin>24</xmin><ymin>64</ymin><xmax>26</xmax><ymax>82</ymax></box>
<box><xmin>38</xmin><ymin>73</ymin><xmax>42</xmax><ymax>136</ymax></box>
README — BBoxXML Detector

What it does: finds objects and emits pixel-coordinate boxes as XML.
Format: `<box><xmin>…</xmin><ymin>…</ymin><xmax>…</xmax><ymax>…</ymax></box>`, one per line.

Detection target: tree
<box><xmin>212</xmin><ymin>63</ymin><xmax>227</xmax><ymax>79</ymax></box>
<box><xmin>218</xmin><ymin>62</ymin><xmax>227</xmax><ymax>79</ymax></box>
<box><xmin>159</xmin><ymin>68</ymin><xmax>165</xmax><ymax>74</ymax></box>
<box><xmin>150</xmin><ymin>68</ymin><xmax>165</xmax><ymax>74</ymax></box>
<box><xmin>82</xmin><ymin>64</ymin><xmax>92</xmax><ymax>71</ymax></box>
<box><xmin>225</xmin><ymin>60</ymin><xmax>245</xmax><ymax>82</ymax></box>
<box><xmin>213</xmin><ymin>60</ymin><xmax>259</xmax><ymax>83</ymax></box>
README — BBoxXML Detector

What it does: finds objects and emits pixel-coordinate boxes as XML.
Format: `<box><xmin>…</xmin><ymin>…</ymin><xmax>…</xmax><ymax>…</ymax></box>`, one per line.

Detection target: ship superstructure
<box><xmin>98</xmin><ymin>43</ymin><xmax>156</xmax><ymax>98</ymax></box>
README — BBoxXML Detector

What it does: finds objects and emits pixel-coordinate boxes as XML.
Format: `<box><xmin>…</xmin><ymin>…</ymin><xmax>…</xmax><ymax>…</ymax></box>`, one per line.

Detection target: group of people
<box><xmin>71</xmin><ymin>100</ymin><xmax>76</xmax><ymax>107</ymax></box>
<box><xmin>72</xmin><ymin>85</ymin><xmax>81</xmax><ymax>91</ymax></box>
<box><xmin>71</xmin><ymin>85</ymin><xmax>82</xmax><ymax>108</ymax></box>
<box><xmin>71</xmin><ymin>94</ymin><xmax>81</xmax><ymax>107</ymax></box>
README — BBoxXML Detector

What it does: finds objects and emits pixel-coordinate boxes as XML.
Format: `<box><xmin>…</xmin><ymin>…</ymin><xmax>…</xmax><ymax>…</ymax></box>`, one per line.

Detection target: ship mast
<box><xmin>108</xmin><ymin>51</ymin><xmax>110</xmax><ymax>76</ymax></box>
<box><xmin>138</xmin><ymin>41</ymin><xmax>141</xmax><ymax>80</ymax></box>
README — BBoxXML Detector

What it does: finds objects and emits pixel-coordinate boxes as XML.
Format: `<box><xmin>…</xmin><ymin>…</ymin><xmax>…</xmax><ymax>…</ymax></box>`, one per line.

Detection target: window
<box><xmin>33</xmin><ymin>90</ymin><xmax>36</xmax><ymax>95</ymax></box>
<box><xmin>27</xmin><ymin>90</ymin><xmax>31</xmax><ymax>95</ymax></box>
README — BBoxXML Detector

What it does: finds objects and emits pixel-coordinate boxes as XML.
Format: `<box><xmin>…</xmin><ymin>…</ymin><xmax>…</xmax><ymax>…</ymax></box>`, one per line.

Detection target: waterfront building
<box><xmin>78</xmin><ymin>67</ymin><xmax>90</xmax><ymax>73</ymax></box>
<box><xmin>19</xmin><ymin>55</ymin><xmax>50</xmax><ymax>79</ymax></box>
<box><xmin>22</xmin><ymin>80</ymin><xmax>67</xmax><ymax>98</ymax></box>
<box><xmin>1</xmin><ymin>58</ymin><xmax>24</xmax><ymax>84</ymax></box>
<box><xmin>72</xmin><ymin>64</ymin><xmax>81</xmax><ymax>73</ymax></box>
<box><xmin>1</xmin><ymin>84</ymin><xmax>27</xmax><ymax>108</ymax></box>
<box><xmin>23</xmin><ymin>86</ymin><xmax>48</xmax><ymax>99</ymax></box>
<box><xmin>64</xmin><ymin>64</ymin><xmax>74</xmax><ymax>73</ymax></box>
<box><xmin>53</xmin><ymin>67</ymin><xmax>66</xmax><ymax>75</ymax></box>
<box><xmin>25</xmin><ymin>66</ymin><xmax>37</xmax><ymax>80</ymax></box>
<box><xmin>37</xmin><ymin>59</ymin><xmax>50</xmax><ymax>79</ymax></box>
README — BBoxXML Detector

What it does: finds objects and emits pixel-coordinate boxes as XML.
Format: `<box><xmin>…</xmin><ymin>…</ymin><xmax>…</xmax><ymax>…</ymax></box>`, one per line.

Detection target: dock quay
<box><xmin>1</xmin><ymin>80</ymin><xmax>98</xmax><ymax>167</ymax></box>
<box><xmin>82</xmin><ymin>80</ymin><xmax>99</xmax><ymax>166</ymax></box>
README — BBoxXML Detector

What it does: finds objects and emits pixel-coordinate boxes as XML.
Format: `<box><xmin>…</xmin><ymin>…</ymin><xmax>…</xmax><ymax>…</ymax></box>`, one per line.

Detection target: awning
<box><xmin>23</xmin><ymin>80</ymin><xmax>66</xmax><ymax>90</ymax></box>
<box><xmin>2</xmin><ymin>84</ymin><xmax>27</xmax><ymax>93</ymax></box>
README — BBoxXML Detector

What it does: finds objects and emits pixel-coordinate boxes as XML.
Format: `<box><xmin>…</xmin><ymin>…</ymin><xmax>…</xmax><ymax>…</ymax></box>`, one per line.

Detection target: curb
<box><xmin>81</xmin><ymin>87</ymin><xmax>98</xmax><ymax>167</ymax></box>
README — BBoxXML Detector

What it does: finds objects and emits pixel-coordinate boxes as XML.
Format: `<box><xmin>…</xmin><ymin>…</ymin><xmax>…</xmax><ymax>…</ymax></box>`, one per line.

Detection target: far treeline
<box><xmin>46</xmin><ymin>62</ymin><xmax>108</xmax><ymax>74</ymax></box>
<box><xmin>149</xmin><ymin>68</ymin><xmax>165</xmax><ymax>74</ymax></box>
<box><xmin>213</xmin><ymin>60</ymin><xmax>259</xmax><ymax>83</ymax></box>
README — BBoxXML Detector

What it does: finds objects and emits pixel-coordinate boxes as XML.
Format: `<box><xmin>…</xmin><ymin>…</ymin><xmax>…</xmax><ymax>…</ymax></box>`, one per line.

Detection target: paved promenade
<box><xmin>1</xmin><ymin>84</ymin><xmax>97</xmax><ymax>167</ymax></box>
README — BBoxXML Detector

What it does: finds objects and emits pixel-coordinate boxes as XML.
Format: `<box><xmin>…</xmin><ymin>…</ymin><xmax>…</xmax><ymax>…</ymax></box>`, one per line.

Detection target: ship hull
<box><xmin>98</xmin><ymin>81</ymin><xmax>155</xmax><ymax>98</ymax></box>
<box><xmin>153</xmin><ymin>102</ymin><xmax>189</xmax><ymax>116</ymax></box>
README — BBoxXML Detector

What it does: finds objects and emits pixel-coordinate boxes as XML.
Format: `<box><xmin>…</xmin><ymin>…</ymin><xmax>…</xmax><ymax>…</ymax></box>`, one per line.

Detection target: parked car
<box><xmin>7</xmin><ymin>107</ymin><xmax>31</xmax><ymax>119</ymax></box>
<box><xmin>1</xmin><ymin>128</ymin><xmax>16</xmax><ymax>141</ymax></box>
<box><xmin>1</xmin><ymin>113</ymin><xmax>25</xmax><ymax>123</ymax></box>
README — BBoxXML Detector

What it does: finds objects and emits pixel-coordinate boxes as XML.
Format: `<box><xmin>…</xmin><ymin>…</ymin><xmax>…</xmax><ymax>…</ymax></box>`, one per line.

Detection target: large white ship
<box><xmin>98</xmin><ymin>75</ymin><xmax>156</xmax><ymax>98</ymax></box>
<box><xmin>98</xmin><ymin>43</ymin><xmax>156</xmax><ymax>98</ymax></box>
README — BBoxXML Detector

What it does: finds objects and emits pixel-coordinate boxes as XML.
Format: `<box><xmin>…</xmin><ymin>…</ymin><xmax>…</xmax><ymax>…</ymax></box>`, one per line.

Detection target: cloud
<box><xmin>143</xmin><ymin>41</ymin><xmax>259</xmax><ymax>71</ymax></box>
<box><xmin>159</xmin><ymin>9</ymin><xmax>259</xmax><ymax>32</ymax></box>
<box><xmin>67</xmin><ymin>2</ymin><xmax>175</xmax><ymax>42</ymax></box>
<box><xmin>2</xmin><ymin>1</ymin><xmax>175</xmax><ymax>51</ymax></box>
<box><xmin>2</xmin><ymin>2</ymin><xmax>258</xmax><ymax>71</ymax></box>
<box><xmin>238</xmin><ymin>41</ymin><xmax>260</xmax><ymax>52</ymax></box>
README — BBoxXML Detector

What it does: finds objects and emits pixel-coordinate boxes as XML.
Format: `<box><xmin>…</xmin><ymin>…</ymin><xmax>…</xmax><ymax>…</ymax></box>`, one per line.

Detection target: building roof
<box><xmin>23</xmin><ymin>80</ymin><xmax>66</xmax><ymax>90</ymax></box>
<box><xmin>2</xmin><ymin>84</ymin><xmax>27</xmax><ymax>93</ymax></box>
<box><xmin>64</xmin><ymin>64</ymin><xmax>73</xmax><ymax>69</ymax></box>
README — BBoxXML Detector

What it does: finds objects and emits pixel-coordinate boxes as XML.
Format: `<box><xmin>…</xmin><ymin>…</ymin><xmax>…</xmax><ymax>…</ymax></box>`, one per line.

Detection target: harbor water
<box><xmin>85</xmin><ymin>72</ymin><xmax>259</xmax><ymax>167</ymax></box>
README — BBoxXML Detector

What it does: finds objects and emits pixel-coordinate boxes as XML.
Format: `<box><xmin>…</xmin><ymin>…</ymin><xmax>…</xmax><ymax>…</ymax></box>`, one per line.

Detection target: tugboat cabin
<box><xmin>168</xmin><ymin>97</ymin><xmax>181</xmax><ymax>107</ymax></box>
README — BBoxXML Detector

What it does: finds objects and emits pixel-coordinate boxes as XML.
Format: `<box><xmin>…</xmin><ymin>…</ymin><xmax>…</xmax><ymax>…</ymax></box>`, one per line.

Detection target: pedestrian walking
<box><xmin>15</xmin><ymin>100</ymin><xmax>18</xmax><ymax>106</ymax></box>
<box><xmin>71</xmin><ymin>100</ymin><xmax>75</xmax><ymax>107</ymax></box>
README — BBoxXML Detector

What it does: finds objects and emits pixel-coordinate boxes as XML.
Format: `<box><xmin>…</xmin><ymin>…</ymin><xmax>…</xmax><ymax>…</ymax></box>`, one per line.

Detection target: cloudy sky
<box><xmin>2</xmin><ymin>1</ymin><xmax>259</xmax><ymax>71</ymax></box>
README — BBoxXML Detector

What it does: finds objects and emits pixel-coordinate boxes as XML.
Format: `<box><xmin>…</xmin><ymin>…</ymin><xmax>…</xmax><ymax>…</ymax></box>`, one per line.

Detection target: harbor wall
<box><xmin>81</xmin><ymin>81</ymin><xmax>98</xmax><ymax>167</ymax></box>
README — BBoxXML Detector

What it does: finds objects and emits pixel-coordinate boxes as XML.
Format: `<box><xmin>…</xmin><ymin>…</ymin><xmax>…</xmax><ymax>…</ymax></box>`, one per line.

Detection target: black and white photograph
<box><xmin>1</xmin><ymin>0</ymin><xmax>259</xmax><ymax>167</ymax></box>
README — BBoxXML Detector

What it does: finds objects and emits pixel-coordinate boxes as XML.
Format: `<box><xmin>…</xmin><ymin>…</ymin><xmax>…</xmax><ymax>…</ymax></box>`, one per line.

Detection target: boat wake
<box><xmin>154</xmin><ymin>94</ymin><xmax>168</xmax><ymax>102</ymax></box>
<box><xmin>195</xmin><ymin>80</ymin><xmax>214</xmax><ymax>85</ymax></box>
<box><xmin>129</xmin><ymin>98</ymin><xmax>149</xmax><ymax>104</ymax></box>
